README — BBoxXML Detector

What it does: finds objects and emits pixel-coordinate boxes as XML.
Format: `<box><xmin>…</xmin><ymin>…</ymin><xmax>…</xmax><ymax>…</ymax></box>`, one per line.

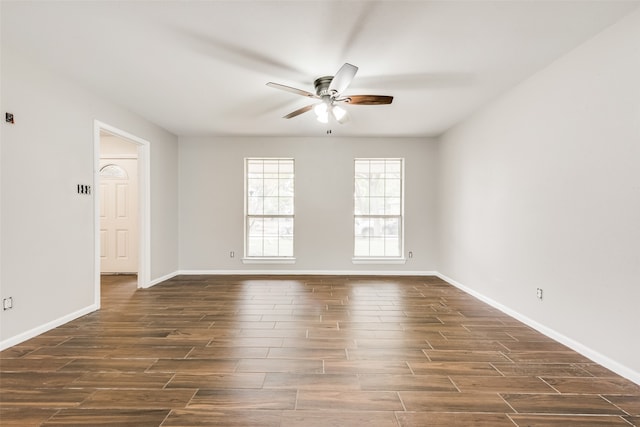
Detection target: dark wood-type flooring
<box><xmin>1</xmin><ymin>274</ymin><xmax>639</xmax><ymax>426</ymax></box>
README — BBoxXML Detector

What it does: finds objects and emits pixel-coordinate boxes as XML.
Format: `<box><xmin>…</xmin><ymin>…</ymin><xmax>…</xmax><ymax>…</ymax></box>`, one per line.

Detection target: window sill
<box><xmin>242</xmin><ymin>257</ymin><xmax>296</xmax><ymax>265</ymax></box>
<box><xmin>352</xmin><ymin>257</ymin><xmax>407</xmax><ymax>265</ymax></box>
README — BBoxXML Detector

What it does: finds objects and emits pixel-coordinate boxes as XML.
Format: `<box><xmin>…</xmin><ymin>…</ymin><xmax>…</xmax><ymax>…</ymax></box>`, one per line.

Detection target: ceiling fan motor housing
<box><xmin>314</xmin><ymin>76</ymin><xmax>335</xmax><ymax>97</ymax></box>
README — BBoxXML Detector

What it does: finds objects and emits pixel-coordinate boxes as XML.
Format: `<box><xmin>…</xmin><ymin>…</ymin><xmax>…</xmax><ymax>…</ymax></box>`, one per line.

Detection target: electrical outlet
<box><xmin>230</xmin><ymin>251</ymin><xmax>235</xmax><ymax>258</ymax></box>
<box><xmin>3</xmin><ymin>297</ymin><xmax>13</xmax><ymax>310</ymax></box>
<box><xmin>408</xmin><ymin>251</ymin><xmax>413</xmax><ymax>258</ymax></box>
<box><xmin>536</xmin><ymin>288</ymin><xmax>543</xmax><ymax>300</ymax></box>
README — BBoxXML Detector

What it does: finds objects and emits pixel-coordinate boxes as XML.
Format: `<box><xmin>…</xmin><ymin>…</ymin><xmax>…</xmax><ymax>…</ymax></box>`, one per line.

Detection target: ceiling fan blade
<box><xmin>267</xmin><ymin>82</ymin><xmax>318</xmax><ymax>99</ymax></box>
<box><xmin>329</xmin><ymin>63</ymin><xmax>358</xmax><ymax>95</ymax></box>
<box><xmin>345</xmin><ymin>95</ymin><xmax>393</xmax><ymax>105</ymax></box>
<box><xmin>283</xmin><ymin>103</ymin><xmax>316</xmax><ymax>119</ymax></box>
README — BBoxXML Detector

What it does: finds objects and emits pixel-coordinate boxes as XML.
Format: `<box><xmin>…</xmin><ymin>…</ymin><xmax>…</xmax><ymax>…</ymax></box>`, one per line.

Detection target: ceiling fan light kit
<box><xmin>267</xmin><ymin>62</ymin><xmax>393</xmax><ymax>124</ymax></box>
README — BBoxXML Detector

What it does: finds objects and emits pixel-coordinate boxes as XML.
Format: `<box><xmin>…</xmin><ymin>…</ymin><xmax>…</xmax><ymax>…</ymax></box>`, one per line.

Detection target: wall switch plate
<box><xmin>3</xmin><ymin>297</ymin><xmax>13</xmax><ymax>310</ymax></box>
<box><xmin>536</xmin><ymin>288</ymin><xmax>543</xmax><ymax>300</ymax></box>
<box><xmin>230</xmin><ymin>251</ymin><xmax>235</xmax><ymax>258</ymax></box>
<box><xmin>77</xmin><ymin>184</ymin><xmax>92</xmax><ymax>195</ymax></box>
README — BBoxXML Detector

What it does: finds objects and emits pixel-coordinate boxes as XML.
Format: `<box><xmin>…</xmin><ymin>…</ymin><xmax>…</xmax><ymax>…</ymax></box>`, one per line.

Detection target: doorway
<box><xmin>99</xmin><ymin>139</ymin><xmax>139</xmax><ymax>273</ymax></box>
<box><xmin>94</xmin><ymin>121</ymin><xmax>150</xmax><ymax>308</ymax></box>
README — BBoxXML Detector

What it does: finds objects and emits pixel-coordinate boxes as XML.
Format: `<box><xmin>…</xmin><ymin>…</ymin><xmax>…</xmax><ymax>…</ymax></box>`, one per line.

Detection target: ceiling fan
<box><xmin>266</xmin><ymin>63</ymin><xmax>393</xmax><ymax>124</ymax></box>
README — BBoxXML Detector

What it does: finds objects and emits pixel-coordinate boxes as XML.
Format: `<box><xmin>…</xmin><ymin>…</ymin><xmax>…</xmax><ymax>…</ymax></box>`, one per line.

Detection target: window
<box><xmin>245</xmin><ymin>158</ymin><xmax>294</xmax><ymax>259</ymax></box>
<box><xmin>354</xmin><ymin>158</ymin><xmax>403</xmax><ymax>258</ymax></box>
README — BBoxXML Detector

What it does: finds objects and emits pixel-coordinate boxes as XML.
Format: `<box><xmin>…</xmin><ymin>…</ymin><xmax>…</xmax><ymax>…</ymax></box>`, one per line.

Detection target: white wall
<box><xmin>437</xmin><ymin>9</ymin><xmax>640</xmax><ymax>380</ymax></box>
<box><xmin>0</xmin><ymin>48</ymin><xmax>179</xmax><ymax>346</ymax></box>
<box><xmin>179</xmin><ymin>136</ymin><xmax>438</xmax><ymax>273</ymax></box>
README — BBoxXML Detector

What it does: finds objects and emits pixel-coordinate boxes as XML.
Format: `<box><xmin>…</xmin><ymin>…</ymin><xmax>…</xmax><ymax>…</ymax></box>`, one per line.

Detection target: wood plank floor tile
<box><xmin>399</xmin><ymin>391</ymin><xmax>514</xmax><ymax>413</ymax></box>
<box><xmin>396</xmin><ymin>411</ymin><xmax>516</xmax><ymax>427</ymax></box>
<box><xmin>187</xmin><ymin>389</ymin><xmax>296</xmax><ymax>410</ymax></box>
<box><xmin>79</xmin><ymin>389</ymin><xmax>196</xmax><ymax>409</ymax></box>
<box><xmin>162</xmin><ymin>409</ymin><xmax>283</xmax><ymax>426</ymax></box>
<box><xmin>508</xmin><ymin>414</ymin><xmax>631</xmax><ymax>426</ymax></box>
<box><xmin>166</xmin><ymin>373</ymin><xmax>266</xmax><ymax>389</ymax></box>
<box><xmin>0</xmin><ymin>388</ymin><xmax>93</xmax><ymax>408</ymax></box>
<box><xmin>0</xmin><ymin>372</ymin><xmax>82</xmax><ymax>388</ymax></box>
<box><xmin>281</xmin><ymin>410</ymin><xmax>400</xmax><ymax>427</ymax></box>
<box><xmin>262</xmin><ymin>373</ymin><xmax>360</xmax><ymax>390</ymax></box>
<box><xmin>424</xmin><ymin>349</ymin><xmax>511</xmax><ymax>363</ymax></box>
<box><xmin>267</xmin><ymin>347</ymin><xmax>347</xmax><ymax>360</ymax></box>
<box><xmin>492</xmin><ymin>362</ymin><xmax>593</xmax><ymax>377</ymax></box>
<box><xmin>70</xmin><ymin>372</ymin><xmax>174</xmax><ymax>389</ymax></box>
<box><xmin>2</xmin><ymin>274</ymin><xmax>638</xmax><ymax>425</ymax></box>
<box><xmin>408</xmin><ymin>361</ymin><xmax>502</xmax><ymax>376</ymax></box>
<box><xmin>359</xmin><ymin>374</ymin><xmax>458</xmax><ymax>392</ymax></box>
<box><xmin>236</xmin><ymin>358</ymin><xmax>323</xmax><ymax>374</ymax></box>
<box><xmin>147</xmin><ymin>358</ymin><xmax>239</xmax><ymax>374</ymax></box>
<box><xmin>502</xmin><ymin>393</ymin><xmax>626</xmax><ymax>415</ymax></box>
<box><xmin>451</xmin><ymin>375</ymin><xmax>557</xmax><ymax>393</ymax></box>
<box><xmin>58</xmin><ymin>358</ymin><xmax>155</xmax><ymax>373</ymax></box>
<box><xmin>604</xmin><ymin>395</ymin><xmax>640</xmax><ymax>415</ymax></box>
<box><xmin>296</xmin><ymin>390</ymin><xmax>404</xmax><ymax>411</ymax></box>
<box><xmin>41</xmin><ymin>408</ymin><xmax>170</xmax><ymax>426</ymax></box>
<box><xmin>0</xmin><ymin>408</ymin><xmax>58</xmax><ymax>426</ymax></box>
<box><xmin>324</xmin><ymin>360</ymin><xmax>412</xmax><ymax>375</ymax></box>
<box><xmin>543</xmin><ymin>377</ymin><xmax>640</xmax><ymax>395</ymax></box>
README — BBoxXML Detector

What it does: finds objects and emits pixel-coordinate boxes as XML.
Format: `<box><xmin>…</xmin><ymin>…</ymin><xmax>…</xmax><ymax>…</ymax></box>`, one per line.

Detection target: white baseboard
<box><xmin>0</xmin><ymin>304</ymin><xmax>98</xmax><ymax>351</ymax></box>
<box><xmin>436</xmin><ymin>272</ymin><xmax>640</xmax><ymax>386</ymax></box>
<box><xmin>178</xmin><ymin>269</ymin><xmax>438</xmax><ymax>276</ymax></box>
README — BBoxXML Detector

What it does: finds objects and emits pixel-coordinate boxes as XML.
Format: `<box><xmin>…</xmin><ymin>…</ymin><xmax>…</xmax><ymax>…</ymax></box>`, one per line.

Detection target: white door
<box><xmin>99</xmin><ymin>158</ymin><xmax>138</xmax><ymax>273</ymax></box>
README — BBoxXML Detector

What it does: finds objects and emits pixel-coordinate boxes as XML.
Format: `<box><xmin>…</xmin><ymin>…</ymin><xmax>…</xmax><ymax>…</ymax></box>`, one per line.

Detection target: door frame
<box><xmin>93</xmin><ymin>120</ymin><xmax>151</xmax><ymax>307</ymax></box>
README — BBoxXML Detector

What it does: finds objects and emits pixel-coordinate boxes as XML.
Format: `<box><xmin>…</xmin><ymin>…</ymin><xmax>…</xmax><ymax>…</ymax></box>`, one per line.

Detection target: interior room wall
<box><xmin>178</xmin><ymin>136</ymin><xmax>438</xmax><ymax>273</ymax></box>
<box><xmin>436</xmin><ymin>8</ymin><xmax>640</xmax><ymax>380</ymax></box>
<box><xmin>0</xmin><ymin>48</ymin><xmax>179</xmax><ymax>347</ymax></box>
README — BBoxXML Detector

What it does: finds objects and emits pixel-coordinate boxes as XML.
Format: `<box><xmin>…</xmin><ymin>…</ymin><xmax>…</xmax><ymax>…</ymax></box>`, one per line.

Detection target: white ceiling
<box><xmin>3</xmin><ymin>1</ymin><xmax>638</xmax><ymax>138</ymax></box>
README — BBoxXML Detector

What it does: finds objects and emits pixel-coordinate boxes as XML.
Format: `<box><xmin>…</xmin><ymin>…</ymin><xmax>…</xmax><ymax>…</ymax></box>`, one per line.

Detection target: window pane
<box><xmin>247</xmin><ymin>237</ymin><xmax>263</xmax><ymax>256</ymax></box>
<box><xmin>248</xmin><ymin>197</ymin><xmax>263</xmax><ymax>215</ymax></box>
<box><xmin>369</xmin><ymin>237</ymin><xmax>385</xmax><ymax>256</ymax></box>
<box><xmin>355</xmin><ymin>217</ymin><xmax>372</xmax><ymax>237</ymax></box>
<box><xmin>263</xmin><ymin>179</ymin><xmax>278</xmax><ymax>196</ymax></box>
<box><xmin>354</xmin><ymin>236</ymin><xmax>370</xmax><ymax>257</ymax></box>
<box><xmin>354</xmin><ymin>161</ymin><xmax>369</xmax><ymax>177</ymax></box>
<box><xmin>279</xmin><ymin>197</ymin><xmax>294</xmax><ymax>215</ymax></box>
<box><xmin>279</xmin><ymin>179</ymin><xmax>294</xmax><ymax>197</ymax></box>
<box><xmin>263</xmin><ymin>218</ymin><xmax>279</xmax><ymax>236</ymax></box>
<box><xmin>370</xmin><ymin>160</ymin><xmax>385</xmax><ymax>175</ymax></box>
<box><xmin>354</xmin><ymin>178</ymin><xmax>369</xmax><ymax>197</ymax></box>
<box><xmin>247</xmin><ymin>178</ymin><xmax>263</xmax><ymax>196</ymax></box>
<box><xmin>384</xmin><ymin>218</ymin><xmax>399</xmax><ymax>237</ymax></box>
<box><xmin>369</xmin><ymin>179</ymin><xmax>384</xmax><ymax>196</ymax></box>
<box><xmin>263</xmin><ymin>238</ymin><xmax>279</xmax><ymax>256</ymax></box>
<box><xmin>384</xmin><ymin>238</ymin><xmax>400</xmax><ymax>256</ymax></box>
<box><xmin>385</xmin><ymin>197</ymin><xmax>401</xmax><ymax>215</ymax></box>
<box><xmin>354</xmin><ymin>197</ymin><xmax>369</xmax><ymax>215</ymax></box>
<box><xmin>279</xmin><ymin>218</ymin><xmax>293</xmax><ymax>237</ymax></box>
<box><xmin>369</xmin><ymin>197</ymin><xmax>385</xmax><ymax>215</ymax></box>
<box><xmin>248</xmin><ymin>218</ymin><xmax>263</xmax><ymax>236</ymax></box>
<box><xmin>371</xmin><ymin>217</ymin><xmax>385</xmax><ymax>237</ymax></box>
<box><xmin>385</xmin><ymin>179</ymin><xmax>400</xmax><ymax>197</ymax></box>
<box><xmin>279</xmin><ymin>237</ymin><xmax>294</xmax><ymax>257</ymax></box>
<box><xmin>263</xmin><ymin>197</ymin><xmax>279</xmax><ymax>215</ymax></box>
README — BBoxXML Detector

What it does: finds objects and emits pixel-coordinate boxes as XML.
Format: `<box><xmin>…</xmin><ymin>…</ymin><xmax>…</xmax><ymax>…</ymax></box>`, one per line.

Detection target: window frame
<box><xmin>243</xmin><ymin>157</ymin><xmax>296</xmax><ymax>264</ymax></box>
<box><xmin>352</xmin><ymin>158</ymin><xmax>406</xmax><ymax>264</ymax></box>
